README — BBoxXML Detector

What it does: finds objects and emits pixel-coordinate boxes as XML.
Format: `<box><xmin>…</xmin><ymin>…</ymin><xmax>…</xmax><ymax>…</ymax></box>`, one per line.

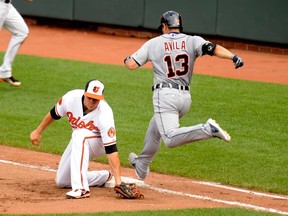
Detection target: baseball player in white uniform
<box><xmin>124</xmin><ymin>11</ymin><xmax>244</xmax><ymax>180</ymax></box>
<box><xmin>30</xmin><ymin>80</ymin><xmax>124</xmax><ymax>199</ymax></box>
<box><xmin>0</xmin><ymin>0</ymin><xmax>30</xmax><ymax>86</ymax></box>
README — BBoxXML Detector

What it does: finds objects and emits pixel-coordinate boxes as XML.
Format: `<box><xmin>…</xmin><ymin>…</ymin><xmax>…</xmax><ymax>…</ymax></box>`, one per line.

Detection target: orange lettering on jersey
<box><xmin>86</xmin><ymin>121</ymin><xmax>99</xmax><ymax>131</ymax></box>
<box><xmin>66</xmin><ymin>112</ymin><xmax>99</xmax><ymax>132</ymax></box>
<box><xmin>70</xmin><ymin>116</ymin><xmax>80</xmax><ymax>125</ymax></box>
<box><xmin>164</xmin><ymin>41</ymin><xmax>186</xmax><ymax>52</ymax></box>
<box><xmin>78</xmin><ymin>121</ymin><xmax>85</xmax><ymax>128</ymax></box>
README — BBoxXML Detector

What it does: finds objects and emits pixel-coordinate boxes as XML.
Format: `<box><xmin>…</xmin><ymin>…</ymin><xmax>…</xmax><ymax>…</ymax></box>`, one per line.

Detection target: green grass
<box><xmin>1</xmin><ymin>208</ymin><xmax>279</xmax><ymax>216</ymax></box>
<box><xmin>0</xmin><ymin>54</ymin><xmax>287</xmax><ymax>215</ymax></box>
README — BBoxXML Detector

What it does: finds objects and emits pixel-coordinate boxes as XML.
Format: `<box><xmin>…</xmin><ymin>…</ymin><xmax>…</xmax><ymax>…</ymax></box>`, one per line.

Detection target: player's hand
<box><xmin>232</xmin><ymin>55</ymin><xmax>244</xmax><ymax>69</ymax></box>
<box><xmin>30</xmin><ymin>130</ymin><xmax>42</xmax><ymax>146</ymax></box>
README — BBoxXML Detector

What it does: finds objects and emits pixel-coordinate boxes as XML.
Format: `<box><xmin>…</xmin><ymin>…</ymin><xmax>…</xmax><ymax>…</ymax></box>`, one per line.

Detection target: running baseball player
<box><xmin>0</xmin><ymin>0</ymin><xmax>30</xmax><ymax>86</ymax></box>
<box><xmin>30</xmin><ymin>80</ymin><xmax>125</xmax><ymax>199</ymax></box>
<box><xmin>124</xmin><ymin>11</ymin><xmax>244</xmax><ymax>180</ymax></box>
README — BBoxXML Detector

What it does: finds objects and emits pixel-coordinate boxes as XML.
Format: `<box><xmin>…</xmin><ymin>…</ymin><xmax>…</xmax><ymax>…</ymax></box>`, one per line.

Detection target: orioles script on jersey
<box><xmin>164</xmin><ymin>40</ymin><xmax>186</xmax><ymax>52</ymax></box>
<box><xmin>67</xmin><ymin>112</ymin><xmax>99</xmax><ymax>132</ymax></box>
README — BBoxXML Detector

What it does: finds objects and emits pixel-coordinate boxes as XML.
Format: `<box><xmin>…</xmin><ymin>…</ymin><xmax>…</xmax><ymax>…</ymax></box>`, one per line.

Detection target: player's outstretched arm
<box><xmin>106</xmin><ymin>151</ymin><xmax>122</xmax><ymax>186</ymax></box>
<box><xmin>213</xmin><ymin>45</ymin><xmax>234</xmax><ymax>59</ymax></box>
<box><xmin>30</xmin><ymin>112</ymin><xmax>55</xmax><ymax>146</ymax></box>
<box><xmin>213</xmin><ymin>45</ymin><xmax>244</xmax><ymax>69</ymax></box>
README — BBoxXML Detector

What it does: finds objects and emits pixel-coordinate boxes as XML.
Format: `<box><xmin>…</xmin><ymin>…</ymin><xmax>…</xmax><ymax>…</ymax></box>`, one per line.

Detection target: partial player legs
<box><xmin>152</xmin><ymin>88</ymin><xmax>210</xmax><ymax>147</ymax></box>
<box><xmin>87</xmin><ymin>170</ymin><xmax>112</xmax><ymax>187</ymax></box>
<box><xmin>157</xmin><ymin>115</ymin><xmax>211</xmax><ymax>148</ymax></box>
<box><xmin>152</xmin><ymin>88</ymin><xmax>229</xmax><ymax>147</ymax></box>
<box><xmin>0</xmin><ymin>2</ymin><xmax>9</xmax><ymax>28</ymax></box>
<box><xmin>56</xmin><ymin>129</ymin><xmax>112</xmax><ymax>195</ymax></box>
<box><xmin>70</xmin><ymin>129</ymin><xmax>109</xmax><ymax>192</ymax></box>
<box><xmin>129</xmin><ymin>116</ymin><xmax>161</xmax><ymax>179</ymax></box>
<box><xmin>130</xmin><ymin>88</ymin><xmax>231</xmax><ymax>180</ymax></box>
<box><xmin>55</xmin><ymin>140</ymin><xmax>72</xmax><ymax>188</ymax></box>
<box><xmin>56</xmin><ymin>143</ymin><xmax>111</xmax><ymax>188</ymax></box>
<box><xmin>0</xmin><ymin>4</ymin><xmax>29</xmax><ymax>85</ymax></box>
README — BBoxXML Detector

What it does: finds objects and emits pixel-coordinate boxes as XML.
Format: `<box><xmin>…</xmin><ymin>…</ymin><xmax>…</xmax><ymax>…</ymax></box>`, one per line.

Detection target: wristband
<box><xmin>124</xmin><ymin>56</ymin><xmax>131</xmax><ymax>64</ymax></box>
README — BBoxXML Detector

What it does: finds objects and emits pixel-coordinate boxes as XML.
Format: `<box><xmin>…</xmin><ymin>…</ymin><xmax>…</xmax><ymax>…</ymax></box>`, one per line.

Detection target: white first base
<box><xmin>105</xmin><ymin>176</ymin><xmax>145</xmax><ymax>188</ymax></box>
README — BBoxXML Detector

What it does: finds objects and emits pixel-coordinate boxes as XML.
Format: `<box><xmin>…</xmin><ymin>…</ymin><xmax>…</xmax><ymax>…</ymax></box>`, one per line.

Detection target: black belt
<box><xmin>152</xmin><ymin>83</ymin><xmax>189</xmax><ymax>91</ymax></box>
<box><xmin>5</xmin><ymin>0</ymin><xmax>11</xmax><ymax>3</ymax></box>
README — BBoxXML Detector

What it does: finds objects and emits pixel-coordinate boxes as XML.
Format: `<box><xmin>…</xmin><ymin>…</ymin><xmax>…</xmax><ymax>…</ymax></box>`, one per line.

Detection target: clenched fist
<box><xmin>30</xmin><ymin>130</ymin><xmax>42</xmax><ymax>146</ymax></box>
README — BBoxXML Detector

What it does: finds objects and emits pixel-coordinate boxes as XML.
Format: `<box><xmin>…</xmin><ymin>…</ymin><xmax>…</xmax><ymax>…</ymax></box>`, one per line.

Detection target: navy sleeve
<box><xmin>50</xmin><ymin>106</ymin><xmax>61</xmax><ymax>120</ymax></box>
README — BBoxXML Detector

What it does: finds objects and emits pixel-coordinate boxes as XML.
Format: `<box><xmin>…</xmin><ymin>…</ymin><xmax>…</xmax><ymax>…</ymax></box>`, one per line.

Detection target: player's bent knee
<box><xmin>55</xmin><ymin>177</ymin><xmax>70</xmax><ymax>188</ymax></box>
<box><xmin>14</xmin><ymin>28</ymin><xmax>29</xmax><ymax>41</ymax></box>
<box><xmin>163</xmin><ymin>137</ymin><xmax>176</xmax><ymax>148</ymax></box>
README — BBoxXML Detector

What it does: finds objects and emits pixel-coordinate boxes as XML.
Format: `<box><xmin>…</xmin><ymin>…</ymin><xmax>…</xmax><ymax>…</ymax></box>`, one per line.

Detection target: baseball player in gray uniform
<box><xmin>0</xmin><ymin>0</ymin><xmax>30</xmax><ymax>86</ymax></box>
<box><xmin>124</xmin><ymin>11</ymin><xmax>244</xmax><ymax>179</ymax></box>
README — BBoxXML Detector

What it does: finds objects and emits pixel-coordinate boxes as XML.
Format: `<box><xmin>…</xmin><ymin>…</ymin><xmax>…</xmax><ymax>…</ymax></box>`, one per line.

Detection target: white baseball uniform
<box><xmin>0</xmin><ymin>0</ymin><xmax>29</xmax><ymax>78</ymax></box>
<box><xmin>53</xmin><ymin>89</ymin><xmax>116</xmax><ymax>192</ymax></box>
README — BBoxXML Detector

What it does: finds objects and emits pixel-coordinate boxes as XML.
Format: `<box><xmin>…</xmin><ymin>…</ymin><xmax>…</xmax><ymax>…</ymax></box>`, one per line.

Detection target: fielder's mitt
<box><xmin>114</xmin><ymin>182</ymin><xmax>144</xmax><ymax>199</ymax></box>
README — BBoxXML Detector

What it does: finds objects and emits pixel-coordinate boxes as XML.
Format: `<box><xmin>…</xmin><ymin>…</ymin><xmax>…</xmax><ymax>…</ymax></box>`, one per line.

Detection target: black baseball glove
<box><xmin>114</xmin><ymin>182</ymin><xmax>144</xmax><ymax>199</ymax></box>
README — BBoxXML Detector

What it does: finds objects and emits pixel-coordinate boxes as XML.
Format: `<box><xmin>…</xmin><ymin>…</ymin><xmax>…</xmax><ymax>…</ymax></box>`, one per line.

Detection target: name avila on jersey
<box><xmin>67</xmin><ymin>111</ymin><xmax>99</xmax><ymax>132</ymax></box>
<box><xmin>164</xmin><ymin>40</ymin><xmax>186</xmax><ymax>52</ymax></box>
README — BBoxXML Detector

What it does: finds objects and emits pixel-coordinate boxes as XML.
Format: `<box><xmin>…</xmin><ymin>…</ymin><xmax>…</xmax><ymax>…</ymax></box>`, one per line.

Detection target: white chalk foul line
<box><xmin>1</xmin><ymin>159</ymin><xmax>288</xmax><ymax>215</ymax></box>
<box><xmin>192</xmin><ymin>180</ymin><xmax>288</xmax><ymax>201</ymax></box>
<box><xmin>144</xmin><ymin>184</ymin><xmax>288</xmax><ymax>215</ymax></box>
<box><xmin>0</xmin><ymin>159</ymin><xmax>57</xmax><ymax>172</ymax></box>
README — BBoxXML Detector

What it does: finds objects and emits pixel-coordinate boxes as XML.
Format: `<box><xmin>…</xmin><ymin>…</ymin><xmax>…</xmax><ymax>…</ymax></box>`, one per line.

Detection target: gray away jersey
<box><xmin>131</xmin><ymin>33</ymin><xmax>208</xmax><ymax>86</ymax></box>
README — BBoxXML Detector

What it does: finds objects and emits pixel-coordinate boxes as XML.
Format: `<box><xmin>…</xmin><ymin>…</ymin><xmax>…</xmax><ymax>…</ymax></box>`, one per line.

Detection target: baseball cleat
<box><xmin>66</xmin><ymin>189</ymin><xmax>90</xmax><ymax>199</ymax></box>
<box><xmin>207</xmin><ymin>118</ymin><xmax>231</xmax><ymax>143</ymax></box>
<box><xmin>0</xmin><ymin>76</ymin><xmax>21</xmax><ymax>86</ymax></box>
<box><xmin>128</xmin><ymin>152</ymin><xmax>148</xmax><ymax>180</ymax></box>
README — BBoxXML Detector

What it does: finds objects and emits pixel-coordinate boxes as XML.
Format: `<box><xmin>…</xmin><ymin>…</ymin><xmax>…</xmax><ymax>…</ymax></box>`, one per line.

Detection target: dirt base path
<box><xmin>1</xmin><ymin>145</ymin><xmax>288</xmax><ymax>215</ymax></box>
<box><xmin>0</xmin><ymin>22</ymin><xmax>288</xmax><ymax>215</ymax></box>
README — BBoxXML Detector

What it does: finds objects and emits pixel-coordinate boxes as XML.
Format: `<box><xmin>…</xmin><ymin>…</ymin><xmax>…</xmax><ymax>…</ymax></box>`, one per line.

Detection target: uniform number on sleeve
<box><xmin>164</xmin><ymin>54</ymin><xmax>189</xmax><ymax>78</ymax></box>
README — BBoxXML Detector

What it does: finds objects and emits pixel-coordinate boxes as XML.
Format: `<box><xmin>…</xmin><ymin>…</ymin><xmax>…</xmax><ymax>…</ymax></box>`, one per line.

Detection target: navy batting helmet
<box><xmin>159</xmin><ymin>11</ymin><xmax>183</xmax><ymax>32</ymax></box>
